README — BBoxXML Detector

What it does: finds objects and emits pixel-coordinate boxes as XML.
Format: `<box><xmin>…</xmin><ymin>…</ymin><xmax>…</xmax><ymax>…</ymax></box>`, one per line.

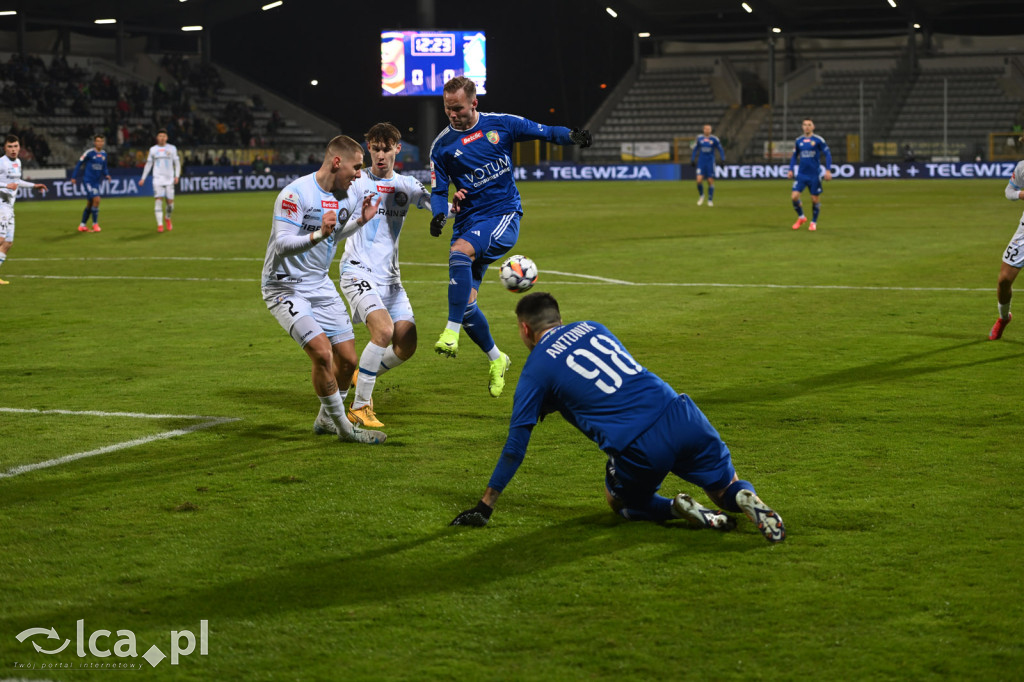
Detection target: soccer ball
<box><xmin>499</xmin><ymin>255</ymin><xmax>538</xmax><ymax>293</ymax></box>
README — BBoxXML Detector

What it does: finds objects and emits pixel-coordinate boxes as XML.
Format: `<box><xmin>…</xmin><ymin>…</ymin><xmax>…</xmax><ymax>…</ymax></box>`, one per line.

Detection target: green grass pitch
<box><xmin>1</xmin><ymin>179</ymin><xmax>1022</xmax><ymax>680</ymax></box>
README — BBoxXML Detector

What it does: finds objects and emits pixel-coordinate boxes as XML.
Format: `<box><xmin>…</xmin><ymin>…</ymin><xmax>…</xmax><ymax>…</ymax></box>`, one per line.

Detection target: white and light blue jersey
<box><xmin>71</xmin><ymin>148</ymin><xmax>109</xmax><ymax>185</ymax></box>
<box><xmin>691</xmin><ymin>135</ymin><xmax>725</xmax><ymax>164</ymax></box>
<box><xmin>1006</xmin><ymin>160</ymin><xmax>1024</xmax><ymax>201</ymax></box>
<box><xmin>140</xmin><ymin>143</ymin><xmax>181</xmax><ymax>185</ymax></box>
<box><xmin>790</xmin><ymin>134</ymin><xmax>831</xmax><ymax>178</ymax></box>
<box><xmin>261</xmin><ymin>172</ymin><xmax>358</xmax><ymax>291</ymax></box>
<box><xmin>0</xmin><ymin>155</ymin><xmax>36</xmax><ymax>206</ymax></box>
<box><xmin>429</xmin><ymin>112</ymin><xmax>573</xmax><ymax>232</ymax></box>
<box><xmin>340</xmin><ymin>171</ymin><xmax>430</xmax><ymax>286</ymax></box>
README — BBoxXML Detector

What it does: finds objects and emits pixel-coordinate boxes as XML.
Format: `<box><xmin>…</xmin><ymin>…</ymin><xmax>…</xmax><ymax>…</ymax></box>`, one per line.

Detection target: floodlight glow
<box><xmin>772</xmin><ymin>27</ymin><xmax>782</xmax><ymax>33</ymax></box>
<box><xmin>637</xmin><ymin>31</ymin><xmax>650</xmax><ymax>37</ymax></box>
<box><xmin>913</xmin><ymin>22</ymin><xmax>921</xmax><ymax>29</ymax></box>
<box><xmin>262</xmin><ymin>1</ymin><xmax>283</xmax><ymax>9</ymax></box>
<box><xmin>181</xmin><ymin>25</ymin><xmax>202</xmax><ymax>31</ymax></box>
<box><xmin>742</xmin><ymin>3</ymin><xmax>753</xmax><ymax>13</ymax></box>
<box><xmin>887</xmin><ymin>0</ymin><xmax>897</xmax><ymax>7</ymax></box>
<box><xmin>0</xmin><ymin>10</ymin><xmax>17</xmax><ymax>15</ymax></box>
<box><xmin>310</xmin><ymin>79</ymin><xmax>318</xmax><ymax>86</ymax></box>
<box><xmin>94</xmin><ymin>18</ymin><xmax>116</xmax><ymax>24</ymax></box>
<box><xmin>606</xmin><ymin>7</ymin><xmax>617</xmax><ymax>18</ymax></box>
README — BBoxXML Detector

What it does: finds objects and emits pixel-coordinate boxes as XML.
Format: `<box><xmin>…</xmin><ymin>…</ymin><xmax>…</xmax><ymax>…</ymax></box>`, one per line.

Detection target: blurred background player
<box><xmin>0</xmin><ymin>134</ymin><xmax>48</xmax><ymax>285</ymax></box>
<box><xmin>787</xmin><ymin>119</ymin><xmax>832</xmax><ymax>231</ymax></box>
<box><xmin>138</xmin><ymin>129</ymin><xmax>181</xmax><ymax>233</ymax></box>
<box><xmin>428</xmin><ymin>76</ymin><xmax>591</xmax><ymax>397</ymax></box>
<box><xmin>988</xmin><ymin>155</ymin><xmax>1024</xmax><ymax>340</ymax></box>
<box><xmin>70</xmin><ymin>135</ymin><xmax>111</xmax><ymax>233</ymax></box>
<box><xmin>690</xmin><ymin>124</ymin><xmax>725</xmax><ymax>206</ymax></box>
<box><xmin>261</xmin><ymin>134</ymin><xmax>385</xmax><ymax>444</ymax></box>
<box><xmin>334</xmin><ymin>122</ymin><xmax>459</xmax><ymax>430</ymax></box>
<box><xmin>450</xmin><ymin>291</ymin><xmax>785</xmax><ymax>543</ymax></box>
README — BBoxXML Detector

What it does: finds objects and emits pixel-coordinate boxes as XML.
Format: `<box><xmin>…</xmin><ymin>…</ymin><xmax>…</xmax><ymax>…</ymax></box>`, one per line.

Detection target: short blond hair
<box><xmin>325</xmin><ymin>135</ymin><xmax>363</xmax><ymax>162</ymax></box>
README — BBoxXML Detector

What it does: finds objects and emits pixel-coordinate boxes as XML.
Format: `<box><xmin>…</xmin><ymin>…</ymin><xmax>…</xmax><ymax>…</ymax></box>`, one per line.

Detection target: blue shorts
<box><xmin>696</xmin><ymin>161</ymin><xmax>715</xmax><ymax>179</ymax></box>
<box><xmin>604</xmin><ymin>394</ymin><xmax>736</xmax><ymax>507</ymax></box>
<box><xmin>452</xmin><ymin>212</ymin><xmax>520</xmax><ymax>289</ymax></box>
<box><xmin>791</xmin><ymin>174</ymin><xmax>823</xmax><ymax>196</ymax></box>
<box><xmin>82</xmin><ymin>182</ymin><xmax>101</xmax><ymax>199</ymax></box>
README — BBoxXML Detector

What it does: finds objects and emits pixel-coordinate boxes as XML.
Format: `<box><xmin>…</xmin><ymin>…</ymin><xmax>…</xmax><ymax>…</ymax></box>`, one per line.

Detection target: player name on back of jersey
<box><xmin>544</xmin><ymin>322</ymin><xmax>597</xmax><ymax>358</ymax></box>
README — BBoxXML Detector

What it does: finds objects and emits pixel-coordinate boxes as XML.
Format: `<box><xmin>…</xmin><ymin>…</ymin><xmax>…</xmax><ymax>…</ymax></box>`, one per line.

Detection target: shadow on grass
<box><xmin>700</xmin><ymin>338</ymin><xmax>1023</xmax><ymax>405</ymax></box>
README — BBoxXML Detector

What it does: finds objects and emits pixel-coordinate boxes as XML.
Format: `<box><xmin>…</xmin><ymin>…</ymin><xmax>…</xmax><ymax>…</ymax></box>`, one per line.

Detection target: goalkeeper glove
<box><xmin>430</xmin><ymin>213</ymin><xmax>447</xmax><ymax>237</ymax></box>
<box><xmin>569</xmin><ymin>128</ymin><xmax>592</xmax><ymax>148</ymax></box>
<box><xmin>450</xmin><ymin>500</ymin><xmax>493</xmax><ymax>527</ymax></box>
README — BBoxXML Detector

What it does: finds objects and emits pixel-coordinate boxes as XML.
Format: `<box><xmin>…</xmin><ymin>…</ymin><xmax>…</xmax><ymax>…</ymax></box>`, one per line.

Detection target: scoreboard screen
<box><xmin>381</xmin><ymin>30</ymin><xmax>486</xmax><ymax>97</ymax></box>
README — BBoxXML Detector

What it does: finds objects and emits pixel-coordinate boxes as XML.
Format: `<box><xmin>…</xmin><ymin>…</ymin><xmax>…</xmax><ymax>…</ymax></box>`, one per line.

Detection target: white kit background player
<box><xmin>138</xmin><ymin>129</ymin><xmax>181</xmax><ymax>232</ymax></box>
<box><xmin>262</xmin><ymin>134</ymin><xmax>385</xmax><ymax>444</ymax></box>
<box><xmin>330</xmin><ymin>123</ymin><xmax>459</xmax><ymax>430</ymax></box>
<box><xmin>0</xmin><ymin>134</ymin><xmax>48</xmax><ymax>284</ymax></box>
<box><xmin>988</xmin><ymin>156</ymin><xmax>1024</xmax><ymax>340</ymax></box>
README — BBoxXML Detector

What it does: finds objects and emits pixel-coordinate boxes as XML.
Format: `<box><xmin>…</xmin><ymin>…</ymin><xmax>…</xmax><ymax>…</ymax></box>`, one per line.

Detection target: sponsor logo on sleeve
<box><xmin>461</xmin><ymin>130</ymin><xmax>484</xmax><ymax>145</ymax></box>
<box><xmin>281</xmin><ymin>199</ymin><xmax>299</xmax><ymax>216</ymax></box>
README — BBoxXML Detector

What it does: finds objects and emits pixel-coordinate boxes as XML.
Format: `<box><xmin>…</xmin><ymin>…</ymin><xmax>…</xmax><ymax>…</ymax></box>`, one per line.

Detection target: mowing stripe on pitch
<box><xmin>0</xmin><ymin>408</ymin><xmax>239</xmax><ymax>479</ymax></box>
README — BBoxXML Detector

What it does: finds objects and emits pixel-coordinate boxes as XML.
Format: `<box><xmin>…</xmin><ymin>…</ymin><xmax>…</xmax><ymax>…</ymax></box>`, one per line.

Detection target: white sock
<box><xmin>353</xmin><ymin>342</ymin><xmax>386</xmax><ymax>409</ymax></box>
<box><xmin>376</xmin><ymin>346</ymin><xmax>405</xmax><ymax>377</ymax></box>
<box><xmin>0</xmin><ymin>253</ymin><xmax>6</xmax><ymax>270</ymax></box>
<box><xmin>485</xmin><ymin>345</ymin><xmax>501</xmax><ymax>362</ymax></box>
<box><xmin>319</xmin><ymin>391</ymin><xmax>353</xmax><ymax>434</ymax></box>
<box><xmin>999</xmin><ymin>302</ymin><xmax>1012</xmax><ymax>320</ymax></box>
<box><xmin>155</xmin><ymin>200</ymin><xmax>163</xmax><ymax>226</ymax></box>
<box><xmin>445</xmin><ymin>321</ymin><xmax>462</xmax><ymax>333</ymax></box>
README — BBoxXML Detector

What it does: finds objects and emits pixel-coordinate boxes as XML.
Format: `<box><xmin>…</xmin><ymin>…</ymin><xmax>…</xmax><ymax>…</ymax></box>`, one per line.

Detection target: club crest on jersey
<box><xmin>321</xmin><ymin>199</ymin><xmax>339</xmax><ymax>210</ymax></box>
<box><xmin>486</xmin><ymin>131</ymin><xmax>500</xmax><ymax>144</ymax></box>
<box><xmin>395</xmin><ymin>191</ymin><xmax>408</xmax><ymax>207</ymax></box>
<box><xmin>338</xmin><ymin>208</ymin><xmax>351</xmax><ymax>223</ymax></box>
<box><xmin>461</xmin><ymin>130</ymin><xmax>484</xmax><ymax>145</ymax></box>
<box><xmin>376</xmin><ymin>185</ymin><xmax>395</xmax><ymax>194</ymax></box>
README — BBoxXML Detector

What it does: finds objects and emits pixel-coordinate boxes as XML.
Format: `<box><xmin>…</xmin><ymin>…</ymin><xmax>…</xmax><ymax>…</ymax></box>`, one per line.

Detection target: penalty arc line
<box><xmin>0</xmin><ymin>408</ymin><xmax>239</xmax><ymax>479</ymax></box>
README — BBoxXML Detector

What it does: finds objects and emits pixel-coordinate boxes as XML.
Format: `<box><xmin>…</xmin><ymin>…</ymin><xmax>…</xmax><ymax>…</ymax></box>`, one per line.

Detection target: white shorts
<box><xmin>154</xmin><ymin>183</ymin><xmax>176</xmax><ymax>200</ymax></box>
<box><xmin>263</xmin><ymin>280</ymin><xmax>354</xmax><ymax>347</ymax></box>
<box><xmin>339</xmin><ymin>269</ymin><xmax>414</xmax><ymax>326</ymax></box>
<box><xmin>0</xmin><ymin>204</ymin><xmax>13</xmax><ymax>242</ymax></box>
<box><xmin>1001</xmin><ymin>212</ymin><xmax>1024</xmax><ymax>268</ymax></box>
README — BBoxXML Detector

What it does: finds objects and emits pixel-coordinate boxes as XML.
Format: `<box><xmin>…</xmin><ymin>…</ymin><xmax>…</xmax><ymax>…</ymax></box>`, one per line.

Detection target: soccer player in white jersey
<box><xmin>138</xmin><ymin>129</ymin><xmax>181</xmax><ymax>233</ymax></box>
<box><xmin>332</xmin><ymin>123</ymin><xmax>459</xmax><ymax>430</ymax></box>
<box><xmin>988</xmin><ymin>155</ymin><xmax>1024</xmax><ymax>340</ymax></box>
<box><xmin>0</xmin><ymin>134</ymin><xmax>48</xmax><ymax>284</ymax></box>
<box><xmin>262</xmin><ymin>135</ymin><xmax>385</xmax><ymax>444</ymax></box>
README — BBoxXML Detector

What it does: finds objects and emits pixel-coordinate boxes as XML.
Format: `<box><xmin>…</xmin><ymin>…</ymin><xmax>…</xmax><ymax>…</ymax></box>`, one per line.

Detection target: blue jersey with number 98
<box><xmin>509</xmin><ymin>321</ymin><xmax>679</xmax><ymax>453</ymax></box>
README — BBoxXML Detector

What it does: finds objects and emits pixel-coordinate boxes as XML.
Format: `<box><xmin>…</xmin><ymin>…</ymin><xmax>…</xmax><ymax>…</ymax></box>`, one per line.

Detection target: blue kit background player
<box><xmin>70</xmin><ymin>135</ymin><xmax>112</xmax><ymax>233</ymax></box>
<box><xmin>450</xmin><ymin>291</ymin><xmax>785</xmax><ymax>543</ymax></box>
<box><xmin>788</xmin><ymin>119</ymin><xmax>832</xmax><ymax>231</ymax></box>
<box><xmin>428</xmin><ymin>76</ymin><xmax>592</xmax><ymax>398</ymax></box>
<box><xmin>690</xmin><ymin>124</ymin><xmax>725</xmax><ymax>206</ymax></box>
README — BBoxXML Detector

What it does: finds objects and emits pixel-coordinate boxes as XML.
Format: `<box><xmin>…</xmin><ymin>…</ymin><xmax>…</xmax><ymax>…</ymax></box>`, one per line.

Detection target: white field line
<box><xmin>7</xmin><ymin>258</ymin><xmax>990</xmax><ymax>292</ymax></box>
<box><xmin>0</xmin><ymin>408</ymin><xmax>239</xmax><ymax>479</ymax></box>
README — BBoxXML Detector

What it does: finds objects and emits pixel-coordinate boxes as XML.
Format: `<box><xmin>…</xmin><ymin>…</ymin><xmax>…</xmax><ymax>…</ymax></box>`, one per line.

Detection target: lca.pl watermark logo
<box><xmin>13</xmin><ymin>619</ymin><xmax>208</xmax><ymax>670</ymax></box>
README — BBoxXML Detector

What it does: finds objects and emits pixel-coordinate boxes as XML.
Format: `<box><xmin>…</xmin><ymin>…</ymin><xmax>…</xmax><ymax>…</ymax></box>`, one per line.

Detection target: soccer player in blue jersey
<box><xmin>787</xmin><ymin>119</ymin><xmax>832</xmax><ymax>231</ymax></box>
<box><xmin>70</xmin><ymin>135</ymin><xmax>111</xmax><ymax>233</ymax></box>
<box><xmin>690</xmin><ymin>124</ymin><xmax>725</xmax><ymax>206</ymax></box>
<box><xmin>450</xmin><ymin>292</ymin><xmax>785</xmax><ymax>543</ymax></box>
<box><xmin>428</xmin><ymin>76</ymin><xmax>592</xmax><ymax>397</ymax></box>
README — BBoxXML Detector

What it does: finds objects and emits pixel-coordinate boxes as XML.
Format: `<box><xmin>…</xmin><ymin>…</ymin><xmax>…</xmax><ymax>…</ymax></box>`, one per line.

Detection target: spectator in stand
<box><xmin>251</xmin><ymin>154</ymin><xmax>267</xmax><ymax>174</ymax></box>
<box><xmin>218</xmin><ymin>151</ymin><xmax>231</xmax><ymax>166</ymax></box>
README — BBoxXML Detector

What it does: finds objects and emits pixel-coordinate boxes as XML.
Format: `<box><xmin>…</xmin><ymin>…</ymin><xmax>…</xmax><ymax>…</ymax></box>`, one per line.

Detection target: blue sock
<box><xmin>792</xmin><ymin>200</ymin><xmax>803</xmax><ymax>217</ymax></box>
<box><xmin>462</xmin><ymin>302</ymin><xmax>496</xmax><ymax>354</ymax></box>
<box><xmin>618</xmin><ymin>494</ymin><xmax>674</xmax><ymax>522</ymax></box>
<box><xmin>718</xmin><ymin>480</ymin><xmax>755</xmax><ymax>513</ymax></box>
<box><xmin>812</xmin><ymin>203</ymin><xmax>820</xmax><ymax>222</ymax></box>
<box><xmin>708</xmin><ymin>185</ymin><xmax>715</xmax><ymax>200</ymax></box>
<box><xmin>91</xmin><ymin>207</ymin><xmax>99</xmax><ymax>224</ymax></box>
<box><xmin>697</xmin><ymin>183</ymin><xmax>704</xmax><ymax>197</ymax></box>
<box><xmin>81</xmin><ymin>206</ymin><xmax>91</xmax><ymax>224</ymax></box>
<box><xmin>446</xmin><ymin>251</ymin><xmax>473</xmax><ymax>324</ymax></box>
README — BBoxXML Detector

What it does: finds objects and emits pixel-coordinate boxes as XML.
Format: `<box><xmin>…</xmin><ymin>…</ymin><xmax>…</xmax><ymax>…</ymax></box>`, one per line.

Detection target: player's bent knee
<box><xmin>604</xmin><ymin>486</ymin><xmax>624</xmax><ymax>514</ymax></box>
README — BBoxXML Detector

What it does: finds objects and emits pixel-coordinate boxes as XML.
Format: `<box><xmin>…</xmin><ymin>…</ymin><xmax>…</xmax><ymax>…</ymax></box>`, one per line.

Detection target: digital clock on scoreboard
<box><xmin>381</xmin><ymin>30</ymin><xmax>486</xmax><ymax>97</ymax></box>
